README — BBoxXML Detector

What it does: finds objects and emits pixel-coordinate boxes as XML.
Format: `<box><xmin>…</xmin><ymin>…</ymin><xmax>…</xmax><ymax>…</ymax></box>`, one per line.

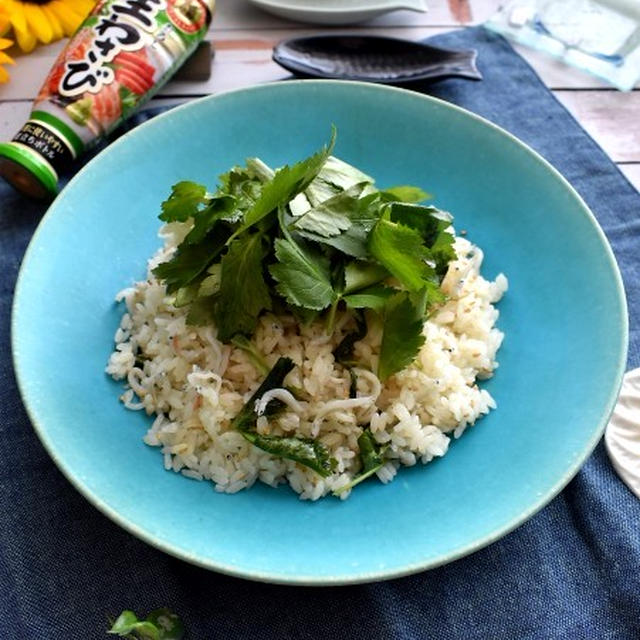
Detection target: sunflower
<box><xmin>0</xmin><ymin>37</ymin><xmax>14</xmax><ymax>83</ymax></box>
<box><xmin>0</xmin><ymin>0</ymin><xmax>95</xmax><ymax>53</ymax></box>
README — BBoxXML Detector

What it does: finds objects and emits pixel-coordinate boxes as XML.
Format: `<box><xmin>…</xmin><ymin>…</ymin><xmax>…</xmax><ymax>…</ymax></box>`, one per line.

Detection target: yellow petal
<box><xmin>24</xmin><ymin>4</ymin><xmax>53</xmax><ymax>45</ymax></box>
<box><xmin>49</xmin><ymin>1</ymin><xmax>84</xmax><ymax>36</ymax></box>
<box><xmin>69</xmin><ymin>0</ymin><xmax>95</xmax><ymax>16</ymax></box>
<box><xmin>0</xmin><ymin>50</ymin><xmax>13</xmax><ymax>64</ymax></box>
<box><xmin>0</xmin><ymin>36</ymin><xmax>12</xmax><ymax>49</ymax></box>
<box><xmin>15</xmin><ymin>24</ymin><xmax>36</xmax><ymax>52</ymax></box>
<box><xmin>8</xmin><ymin>3</ymin><xmax>27</xmax><ymax>36</ymax></box>
<box><xmin>0</xmin><ymin>65</ymin><xmax>9</xmax><ymax>83</ymax></box>
<box><xmin>40</xmin><ymin>4</ymin><xmax>63</xmax><ymax>41</ymax></box>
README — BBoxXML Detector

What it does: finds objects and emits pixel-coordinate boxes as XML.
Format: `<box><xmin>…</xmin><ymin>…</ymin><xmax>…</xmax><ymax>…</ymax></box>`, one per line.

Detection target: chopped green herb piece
<box><xmin>333</xmin><ymin>313</ymin><xmax>367</xmax><ymax>367</ymax></box>
<box><xmin>229</xmin><ymin>357</ymin><xmax>336</xmax><ymax>476</ymax></box>
<box><xmin>241</xmin><ymin>431</ymin><xmax>336</xmax><ymax>477</ymax></box>
<box><xmin>333</xmin><ymin>429</ymin><xmax>387</xmax><ymax>495</ymax></box>
<box><xmin>231</xmin><ymin>357</ymin><xmax>295</xmax><ymax>432</ymax></box>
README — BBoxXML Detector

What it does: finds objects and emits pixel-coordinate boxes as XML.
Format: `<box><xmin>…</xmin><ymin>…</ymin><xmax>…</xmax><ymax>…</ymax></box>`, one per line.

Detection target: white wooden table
<box><xmin>1</xmin><ymin>0</ymin><xmax>638</xmax><ymax>191</ymax></box>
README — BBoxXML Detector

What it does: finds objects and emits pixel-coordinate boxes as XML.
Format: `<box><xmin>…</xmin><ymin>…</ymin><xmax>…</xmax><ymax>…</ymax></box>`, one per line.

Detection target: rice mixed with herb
<box><xmin>106</xmin><ymin>135</ymin><xmax>507</xmax><ymax>500</ymax></box>
<box><xmin>107</xmin><ymin>228</ymin><xmax>506</xmax><ymax>500</ymax></box>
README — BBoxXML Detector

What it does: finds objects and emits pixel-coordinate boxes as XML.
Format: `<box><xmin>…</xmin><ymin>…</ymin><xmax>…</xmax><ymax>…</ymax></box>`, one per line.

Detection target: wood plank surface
<box><xmin>0</xmin><ymin>0</ymin><xmax>637</xmax><ymax>190</ymax></box>
<box><xmin>555</xmin><ymin>91</ymin><xmax>640</xmax><ymax>163</ymax></box>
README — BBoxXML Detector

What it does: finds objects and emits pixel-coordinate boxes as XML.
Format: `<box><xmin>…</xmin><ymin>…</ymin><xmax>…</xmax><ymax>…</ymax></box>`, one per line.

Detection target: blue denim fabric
<box><xmin>1</xmin><ymin>27</ymin><xmax>639</xmax><ymax>639</ymax></box>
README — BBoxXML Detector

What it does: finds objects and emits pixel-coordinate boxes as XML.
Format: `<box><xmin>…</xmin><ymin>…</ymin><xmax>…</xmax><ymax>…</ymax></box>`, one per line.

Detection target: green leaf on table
<box><xmin>159</xmin><ymin>181</ymin><xmax>208</xmax><ymax>223</ymax></box>
<box><xmin>214</xmin><ymin>232</ymin><xmax>272</xmax><ymax>342</ymax></box>
<box><xmin>269</xmin><ymin>237</ymin><xmax>336</xmax><ymax>310</ymax></box>
<box><xmin>378</xmin><ymin>291</ymin><xmax>426</xmax><ymax>381</ymax></box>
<box><xmin>241</xmin><ymin>431</ymin><xmax>336</xmax><ymax>477</ymax></box>
<box><xmin>108</xmin><ymin>608</ymin><xmax>184</xmax><ymax>640</ymax></box>
<box><xmin>146</xmin><ymin>609</ymin><xmax>185</xmax><ymax>640</ymax></box>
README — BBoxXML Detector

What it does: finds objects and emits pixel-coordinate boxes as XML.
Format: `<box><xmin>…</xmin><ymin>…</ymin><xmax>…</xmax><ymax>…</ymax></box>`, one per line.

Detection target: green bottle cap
<box><xmin>0</xmin><ymin>142</ymin><xmax>58</xmax><ymax>200</ymax></box>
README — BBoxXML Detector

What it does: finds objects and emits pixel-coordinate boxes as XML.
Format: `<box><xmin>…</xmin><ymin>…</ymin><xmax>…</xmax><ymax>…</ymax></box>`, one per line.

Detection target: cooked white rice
<box><xmin>106</xmin><ymin>222</ymin><xmax>507</xmax><ymax>500</ymax></box>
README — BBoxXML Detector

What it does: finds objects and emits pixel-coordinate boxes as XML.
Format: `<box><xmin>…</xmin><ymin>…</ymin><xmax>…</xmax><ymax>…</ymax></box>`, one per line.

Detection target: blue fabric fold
<box><xmin>1</xmin><ymin>26</ymin><xmax>639</xmax><ymax>639</ymax></box>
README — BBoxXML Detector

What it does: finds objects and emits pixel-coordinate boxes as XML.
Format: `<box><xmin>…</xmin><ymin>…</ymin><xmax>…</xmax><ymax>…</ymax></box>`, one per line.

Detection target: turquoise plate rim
<box><xmin>11</xmin><ymin>80</ymin><xmax>629</xmax><ymax>585</ymax></box>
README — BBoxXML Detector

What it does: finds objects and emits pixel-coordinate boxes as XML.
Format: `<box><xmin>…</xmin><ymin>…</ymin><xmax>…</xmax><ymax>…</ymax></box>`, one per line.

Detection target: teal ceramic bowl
<box><xmin>12</xmin><ymin>81</ymin><xmax>627</xmax><ymax>584</ymax></box>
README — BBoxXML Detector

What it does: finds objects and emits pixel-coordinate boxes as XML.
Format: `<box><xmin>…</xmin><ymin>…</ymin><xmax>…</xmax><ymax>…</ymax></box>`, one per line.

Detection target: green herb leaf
<box><xmin>343</xmin><ymin>284</ymin><xmax>395</xmax><ymax>313</ymax></box>
<box><xmin>314</xmin><ymin>155</ymin><xmax>374</xmax><ymax>192</ymax></box>
<box><xmin>290</xmin><ymin>183</ymin><xmax>368</xmax><ymax>237</ymax></box>
<box><xmin>270</xmin><ymin>236</ymin><xmax>336</xmax><ymax>310</ymax></box>
<box><xmin>159</xmin><ymin>181</ymin><xmax>208</xmax><ymax>223</ymax></box>
<box><xmin>387</xmin><ymin>202</ymin><xmax>451</xmax><ymax>244</ymax></box>
<box><xmin>378</xmin><ymin>291</ymin><xmax>426</xmax><ymax>381</ymax></box>
<box><xmin>296</xmin><ymin>191</ymin><xmax>384</xmax><ymax>259</ymax></box>
<box><xmin>297</xmin><ymin>226</ymin><xmax>370</xmax><ymax>259</ymax></box>
<box><xmin>145</xmin><ymin>609</ymin><xmax>185</xmax><ymax>640</ymax></box>
<box><xmin>231</xmin><ymin>357</ymin><xmax>295</xmax><ymax>432</ymax></box>
<box><xmin>152</xmin><ymin>228</ymin><xmax>228</xmax><ymax>294</ymax></box>
<box><xmin>108</xmin><ymin>608</ymin><xmax>184</xmax><ymax>639</ymax></box>
<box><xmin>241</xmin><ymin>431</ymin><xmax>336</xmax><ymax>477</ymax></box>
<box><xmin>344</xmin><ymin>261</ymin><xmax>389</xmax><ymax>294</ymax></box>
<box><xmin>368</xmin><ymin>216</ymin><xmax>437</xmax><ymax>293</ymax></box>
<box><xmin>333</xmin><ymin>429</ymin><xmax>386</xmax><ymax>494</ymax></box>
<box><xmin>215</xmin><ymin>233</ymin><xmax>272</xmax><ymax>342</ymax></box>
<box><xmin>234</xmin><ymin>127</ymin><xmax>336</xmax><ymax>236</ymax></box>
<box><xmin>382</xmin><ymin>185</ymin><xmax>430</xmax><ymax>203</ymax></box>
<box><xmin>184</xmin><ymin>195</ymin><xmax>236</xmax><ymax>244</ymax></box>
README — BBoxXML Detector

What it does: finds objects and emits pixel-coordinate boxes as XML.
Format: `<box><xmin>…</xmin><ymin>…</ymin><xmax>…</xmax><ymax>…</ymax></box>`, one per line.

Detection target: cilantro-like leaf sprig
<box><xmin>152</xmin><ymin>127</ymin><xmax>457</xmax><ymax>402</ymax></box>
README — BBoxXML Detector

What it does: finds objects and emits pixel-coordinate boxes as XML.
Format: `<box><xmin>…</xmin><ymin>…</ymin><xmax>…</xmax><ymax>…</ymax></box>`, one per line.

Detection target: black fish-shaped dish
<box><xmin>272</xmin><ymin>35</ymin><xmax>482</xmax><ymax>84</ymax></box>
